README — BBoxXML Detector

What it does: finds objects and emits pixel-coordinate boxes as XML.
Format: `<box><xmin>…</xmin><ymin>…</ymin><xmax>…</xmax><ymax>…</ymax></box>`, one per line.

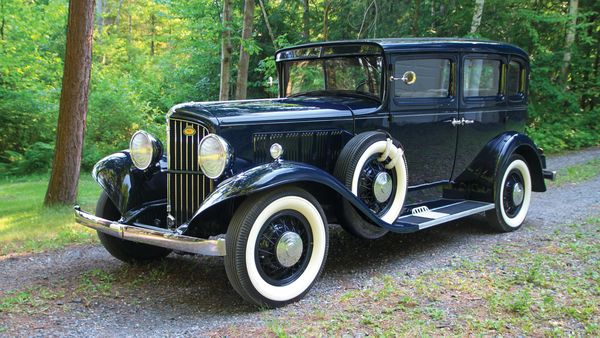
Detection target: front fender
<box><xmin>451</xmin><ymin>132</ymin><xmax>546</xmax><ymax>202</ymax></box>
<box><xmin>189</xmin><ymin>161</ymin><xmax>406</xmax><ymax>230</ymax></box>
<box><xmin>92</xmin><ymin>151</ymin><xmax>167</xmax><ymax>218</ymax></box>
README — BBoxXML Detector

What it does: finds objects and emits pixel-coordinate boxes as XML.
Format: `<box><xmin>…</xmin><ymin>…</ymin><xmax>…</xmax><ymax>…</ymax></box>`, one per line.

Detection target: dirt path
<box><xmin>1</xmin><ymin>148</ymin><xmax>599</xmax><ymax>336</ymax></box>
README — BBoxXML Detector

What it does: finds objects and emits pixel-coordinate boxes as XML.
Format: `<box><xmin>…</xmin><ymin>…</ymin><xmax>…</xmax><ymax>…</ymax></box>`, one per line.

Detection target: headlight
<box><xmin>198</xmin><ymin>134</ymin><xmax>231</xmax><ymax>179</ymax></box>
<box><xmin>129</xmin><ymin>130</ymin><xmax>162</xmax><ymax>170</ymax></box>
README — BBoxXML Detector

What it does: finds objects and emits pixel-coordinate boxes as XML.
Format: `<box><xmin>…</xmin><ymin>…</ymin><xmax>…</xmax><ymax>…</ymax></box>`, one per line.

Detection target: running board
<box><xmin>394</xmin><ymin>200</ymin><xmax>494</xmax><ymax>230</ymax></box>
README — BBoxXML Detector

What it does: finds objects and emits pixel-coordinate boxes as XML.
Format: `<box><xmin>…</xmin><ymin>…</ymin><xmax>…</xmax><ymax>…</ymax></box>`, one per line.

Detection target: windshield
<box><xmin>282</xmin><ymin>56</ymin><xmax>383</xmax><ymax>100</ymax></box>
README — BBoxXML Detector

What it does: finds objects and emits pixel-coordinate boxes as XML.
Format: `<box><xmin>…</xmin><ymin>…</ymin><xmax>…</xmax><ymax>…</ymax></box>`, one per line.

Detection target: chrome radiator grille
<box><xmin>167</xmin><ymin>118</ymin><xmax>213</xmax><ymax>225</ymax></box>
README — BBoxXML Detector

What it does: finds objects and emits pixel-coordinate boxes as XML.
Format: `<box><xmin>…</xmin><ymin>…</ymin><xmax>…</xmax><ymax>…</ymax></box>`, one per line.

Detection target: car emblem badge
<box><xmin>183</xmin><ymin>125</ymin><xmax>196</xmax><ymax>137</ymax></box>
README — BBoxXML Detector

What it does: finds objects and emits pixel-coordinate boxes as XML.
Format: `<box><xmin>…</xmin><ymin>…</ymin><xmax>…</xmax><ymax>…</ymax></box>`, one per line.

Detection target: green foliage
<box><xmin>0</xmin><ymin>0</ymin><xmax>598</xmax><ymax>175</ymax></box>
<box><xmin>0</xmin><ymin>142</ymin><xmax>54</xmax><ymax>175</ymax></box>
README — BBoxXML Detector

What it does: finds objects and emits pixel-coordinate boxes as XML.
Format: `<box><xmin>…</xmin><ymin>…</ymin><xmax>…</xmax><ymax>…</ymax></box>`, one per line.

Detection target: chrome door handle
<box><xmin>450</xmin><ymin>118</ymin><xmax>462</xmax><ymax>126</ymax></box>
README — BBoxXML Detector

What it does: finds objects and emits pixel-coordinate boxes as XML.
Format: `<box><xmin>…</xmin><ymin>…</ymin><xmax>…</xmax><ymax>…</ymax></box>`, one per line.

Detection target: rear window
<box><xmin>507</xmin><ymin>60</ymin><xmax>523</xmax><ymax>97</ymax></box>
<box><xmin>463</xmin><ymin>59</ymin><xmax>501</xmax><ymax>97</ymax></box>
<box><xmin>394</xmin><ymin>59</ymin><xmax>451</xmax><ymax>99</ymax></box>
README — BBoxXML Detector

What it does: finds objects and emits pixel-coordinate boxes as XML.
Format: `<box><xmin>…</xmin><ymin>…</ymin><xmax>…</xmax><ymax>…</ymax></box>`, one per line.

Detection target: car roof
<box><xmin>276</xmin><ymin>38</ymin><xmax>529</xmax><ymax>60</ymax></box>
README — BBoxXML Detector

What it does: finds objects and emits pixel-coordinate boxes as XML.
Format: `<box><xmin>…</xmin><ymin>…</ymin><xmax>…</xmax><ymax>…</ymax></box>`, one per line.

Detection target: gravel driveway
<box><xmin>1</xmin><ymin>147</ymin><xmax>599</xmax><ymax>336</ymax></box>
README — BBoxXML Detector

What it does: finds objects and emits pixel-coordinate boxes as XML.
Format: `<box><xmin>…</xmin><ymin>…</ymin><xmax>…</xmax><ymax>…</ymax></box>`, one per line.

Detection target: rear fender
<box><xmin>92</xmin><ymin>151</ymin><xmax>167</xmax><ymax>219</ymax></box>
<box><xmin>449</xmin><ymin>132</ymin><xmax>546</xmax><ymax>202</ymax></box>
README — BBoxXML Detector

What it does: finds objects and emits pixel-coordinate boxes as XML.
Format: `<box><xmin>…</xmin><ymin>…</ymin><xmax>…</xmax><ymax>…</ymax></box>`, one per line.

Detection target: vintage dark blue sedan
<box><xmin>75</xmin><ymin>38</ymin><xmax>555</xmax><ymax>307</ymax></box>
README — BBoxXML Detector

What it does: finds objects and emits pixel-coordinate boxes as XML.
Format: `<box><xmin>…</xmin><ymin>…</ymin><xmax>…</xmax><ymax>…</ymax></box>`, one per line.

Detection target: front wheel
<box><xmin>96</xmin><ymin>192</ymin><xmax>171</xmax><ymax>263</ymax></box>
<box><xmin>486</xmin><ymin>154</ymin><xmax>532</xmax><ymax>232</ymax></box>
<box><xmin>224</xmin><ymin>187</ymin><xmax>329</xmax><ymax>308</ymax></box>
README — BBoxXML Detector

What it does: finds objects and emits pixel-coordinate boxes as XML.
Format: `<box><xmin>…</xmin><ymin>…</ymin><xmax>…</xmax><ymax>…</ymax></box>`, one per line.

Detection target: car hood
<box><xmin>169</xmin><ymin>96</ymin><xmax>379</xmax><ymax>127</ymax></box>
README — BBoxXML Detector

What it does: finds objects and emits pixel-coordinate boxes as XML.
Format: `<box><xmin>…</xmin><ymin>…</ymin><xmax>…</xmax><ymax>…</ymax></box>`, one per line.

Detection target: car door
<box><xmin>387</xmin><ymin>53</ymin><xmax>459</xmax><ymax>188</ymax></box>
<box><xmin>453</xmin><ymin>53</ymin><xmax>507</xmax><ymax>180</ymax></box>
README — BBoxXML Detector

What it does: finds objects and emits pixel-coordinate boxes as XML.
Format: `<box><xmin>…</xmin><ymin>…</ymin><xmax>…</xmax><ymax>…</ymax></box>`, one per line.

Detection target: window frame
<box><xmin>389</xmin><ymin>53</ymin><xmax>457</xmax><ymax>106</ymax></box>
<box><xmin>461</xmin><ymin>54</ymin><xmax>505</xmax><ymax>103</ymax></box>
<box><xmin>506</xmin><ymin>56</ymin><xmax>528</xmax><ymax>103</ymax></box>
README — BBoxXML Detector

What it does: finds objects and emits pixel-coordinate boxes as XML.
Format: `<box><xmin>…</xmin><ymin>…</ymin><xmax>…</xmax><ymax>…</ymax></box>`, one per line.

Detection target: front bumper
<box><xmin>74</xmin><ymin>206</ymin><xmax>226</xmax><ymax>256</ymax></box>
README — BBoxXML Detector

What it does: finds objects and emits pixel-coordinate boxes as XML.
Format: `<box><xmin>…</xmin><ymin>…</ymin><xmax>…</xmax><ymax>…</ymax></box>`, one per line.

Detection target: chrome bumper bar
<box><xmin>74</xmin><ymin>206</ymin><xmax>226</xmax><ymax>256</ymax></box>
<box><xmin>543</xmin><ymin>169</ymin><xmax>557</xmax><ymax>181</ymax></box>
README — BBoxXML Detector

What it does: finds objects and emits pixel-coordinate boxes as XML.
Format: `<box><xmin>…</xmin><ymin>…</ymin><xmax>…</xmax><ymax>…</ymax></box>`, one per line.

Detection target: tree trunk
<box><xmin>235</xmin><ymin>0</ymin><xmax>255</xmax><ymax>100</ymax></box>
<box><xmin>412</xmin><ymin>0</ymin><xmax>420</xmax><ymax>36</ymax></box>
<box><xmin>116</xmin><ymin>0</ymin><xmax>123</xmax><ymax>27</ymax></box>
<box><xmin>469</xmin><ymin>0</ymin><xmax>485</xmax><ymax>34</ymax></box>
<box><xmin>44</xmin><ymin>0</ymin><xmax>95</xmax><ymax>206</ymax></box>
<box><xmin>323</xmin><ymin>0</ymin><xmax>332</xmax><ymax>40</ymax></box>
<box><xmin>219</xmin><ymin>0</ymin><xmax>233</xmax><ymax>100</ymax></box>
<box><xmin>258</xmin><ymin>0</ymin><xmax>276</xmax><ymax>47</ymax></box>
<box><xmin>95</xmin><ymin>0</ymin><xmax>103</xmax><ymax>35</ymax></box>
<box><xmin>302</xmin><ymin>0</ymin><xmax>309</xmax><ymax>41</ymax></box>
<box><xmin>150</xmin><ymin>13</ymin><xmax>155</xmax><ymax>56</ymax></box>
<box><xmin>1</xmin><ymin>0</ymin><xmax>5</xmax><ymax>40</ymax></box>
<box><xmin>561</xmin><ymin>0</ymin><xmax>578</xmax><ymax>83</ymax></box>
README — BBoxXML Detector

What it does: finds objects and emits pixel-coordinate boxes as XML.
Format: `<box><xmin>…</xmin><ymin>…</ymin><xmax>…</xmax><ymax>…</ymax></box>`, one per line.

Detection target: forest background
<box><xmin>0</xmin><ymin>0</ymin><xmax>598</xmax><ymax>175</ymax></box>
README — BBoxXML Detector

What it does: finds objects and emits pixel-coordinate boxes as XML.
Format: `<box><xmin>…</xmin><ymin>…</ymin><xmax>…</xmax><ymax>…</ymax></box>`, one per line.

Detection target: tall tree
<box><xmin>470</xmin><ymin>0</ymin><xmax>485</xmax><ymax>34</ymax></box>
<box><xmin>561</xmin><ymin>0</ymin><xmax>579</xmax><ymax>83</ymax></box>
<box><xmin>323</xmin><ymin>0</ymin><xmax>332</xmax><ymax>40</ymax></box>
<box><xmin>44</xmin><ymin>0</ymin><xmax>95</xmax><ymax>206</ymax></box>
<box><xmin>235</xmin><ymin>0</ymin><xmax>255</xmax><ymax>100</ymax></box>
<box><xmin>219</xmin><ymin>0</ymin><xmax>233</xmax><ymax>100</ymax></box>
<box><xmin>302</xmin><ymin>0</ymin><xmax>309</xmax><ymax>41</ymax></box>
<box><xmin>258</xmin><ymin>0</ymin><xmax>276</xmax><ymax>46</ymax></box>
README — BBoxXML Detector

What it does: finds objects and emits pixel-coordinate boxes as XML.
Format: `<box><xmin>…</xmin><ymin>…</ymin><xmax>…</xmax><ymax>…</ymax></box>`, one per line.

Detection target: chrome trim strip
<box><xmin>74</xmin><ymin>206</ymin><xmax>226</xmax><ymax>256</ymax></box>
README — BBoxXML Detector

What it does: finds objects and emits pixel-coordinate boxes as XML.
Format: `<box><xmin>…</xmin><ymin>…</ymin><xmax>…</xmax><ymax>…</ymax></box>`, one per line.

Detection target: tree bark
<box><xmin>150</xmin><ymin>13</ymin><xmax>155</xmax><ymax>56</ymax></box>
<box><xmin>219</xmin><ymin>0</ymin><xmax>233</xmax><ymax>100</ymax></box>
<box><xmin>469</xmin><ymin>0</ymin><xmax>485</xmax><ymax>34</ymax></box>
<box><xmin>561</xmin><ymin>0</ymin><xmax>578</xmax><ymax>83</ymax></box>
<box><xmin>258</xmin><ymin>0</ymin><xmax>276</xmax><ymax>47</ymax></box>
<box><xmin>45</xmin><ymin>0</ymin><xmax>95</xmax><ymax>206</ymax></box>
<box><xmin>116</xmin><ymin>0</ymin><xmax>123</xmax><ymax>27</ymax></box>
<box><xmin>412</xmin><ymin>0</ymin><xmax>420</xmax><ymax>36</ymax></box>
<box><xmin>302</xmin><ymin>0</ymin><xmax>309</xmax><ymax>41</ymax></box>
<box><xmin>323</xmin><ymin>0</ymin><xmax>332</xmax><ymax>40</ymax></box>
<box><xmin>235</xmin><ymin>0</ymin><xmax>255</xmax><ymax>100</ymax></box>
<box><xmin>95</xmin><ymin>0</ymin><xmax>103</xmax><ymax>35</ymax></box>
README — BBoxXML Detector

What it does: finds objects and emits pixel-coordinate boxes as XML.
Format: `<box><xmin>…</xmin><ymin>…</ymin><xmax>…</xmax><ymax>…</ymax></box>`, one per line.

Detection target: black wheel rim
<box><xmin>254</xmin><ymin>210</ymin><xmax>313</xmax><ymax>286</ymax></box>
<box><xmin>357</xmin><ymin>154</ymin><xmax>397</xmax><ymax>216</ymax></box>
<box><xmin>503</xmin><ymin>169</ymin><xmax>525</xmax><ymax>218</ymax></box>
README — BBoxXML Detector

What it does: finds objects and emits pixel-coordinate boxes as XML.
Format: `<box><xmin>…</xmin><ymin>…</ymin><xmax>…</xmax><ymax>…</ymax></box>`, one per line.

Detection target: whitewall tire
<box><xmin>487</xmin><ymin>154</ymin><xmax>532</xmax><ymax>232</ymax></box>
<box><xmin>225</xmin><ymin>187</ymin><xmax>328</xmax><ymax>307</ymax></box>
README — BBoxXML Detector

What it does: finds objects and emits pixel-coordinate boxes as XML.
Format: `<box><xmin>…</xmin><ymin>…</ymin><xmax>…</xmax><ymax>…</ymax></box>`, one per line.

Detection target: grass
<box><xmin>551</xmin><ymin>158</ymin><xmax>600</xmax><ymax>186</ymax></box>
<box><xmin>0</xmin><ymin>174</ymin><xmax>101</xmax><ymax>255</ymax></box>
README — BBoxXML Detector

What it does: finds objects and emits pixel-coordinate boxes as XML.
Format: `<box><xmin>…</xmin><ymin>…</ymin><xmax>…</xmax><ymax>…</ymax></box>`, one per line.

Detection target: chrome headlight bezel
<box><xmin>198</xmin><ymin>134</ymin><xmax>232</xmax><ymax>179</ymax></box>
<box><xmin>129</xmin><ymin>130</ymin><xmax>162</xmax><ymax>170</ymax></box>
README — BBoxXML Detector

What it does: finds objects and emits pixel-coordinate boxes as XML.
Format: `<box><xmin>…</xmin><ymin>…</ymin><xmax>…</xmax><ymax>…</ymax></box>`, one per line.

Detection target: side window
<box><xmin>507</xmin><ymin>60</ymin><xmax>524</xmax><ymax>97</ymax></box>
<box><xmin>463</xmin><ymin>59</ymin><xmax>501</xmax><ymax>97</ymax></box>
<box><xmin>394</xmin><ymin>59</ymin><xmax>451</xmax><ymax>99</ymax></box>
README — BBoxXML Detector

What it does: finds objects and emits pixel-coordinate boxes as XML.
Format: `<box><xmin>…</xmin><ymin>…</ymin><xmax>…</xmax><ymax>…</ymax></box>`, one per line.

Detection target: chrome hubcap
<box><xmin>373</xmin><ymin>172</ymin><xmax>393</xmax><ymax>203</ymax></box>
<box><xmin>512</xmin><ymin>182</ymin><xmax>524</xmax><ymax>206</ymax></box>
<box><xmin>275</xmin><ymin>231</ymin><xmax>303</xmax><ymax>267</ymax></box>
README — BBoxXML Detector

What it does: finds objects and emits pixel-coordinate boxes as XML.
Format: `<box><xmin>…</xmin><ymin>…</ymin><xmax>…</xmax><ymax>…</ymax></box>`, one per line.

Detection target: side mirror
<box><xmin>390</xmin><ymin>70</ymin><xmax>417</xmax><ymax>85</ymax></box>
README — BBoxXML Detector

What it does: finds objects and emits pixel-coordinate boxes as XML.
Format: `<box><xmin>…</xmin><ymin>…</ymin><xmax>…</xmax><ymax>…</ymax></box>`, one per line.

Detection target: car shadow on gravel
<box><xmin>105</xmin><ymin>215</ymin><xmax>498</xmax><ymax>313</ymax></box>
<box><xmin>71</xmin><ymin>216</ymin><xmax>493</xmax><ymax>317</ymax></box>
<box><xmin>323</xmin><ymin>216</ymin><xmax>496</xmax><ymax>275</ymax></box>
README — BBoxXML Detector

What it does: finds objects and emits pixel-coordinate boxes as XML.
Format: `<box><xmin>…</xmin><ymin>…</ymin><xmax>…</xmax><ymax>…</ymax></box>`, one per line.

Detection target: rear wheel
<box><xmin>486</xmin><ymin>154</ymin><xmax>532</xmax><ymax>232</ymax></box>
<box><xmin>224</xmin><ymin>187</ymin><xmax>328</xmax><ymax>308</ymax></box>
<box><xmin>96</xmin><ymin>192</ymin><xmax>171</xmax><ymax>263</ymax></box>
